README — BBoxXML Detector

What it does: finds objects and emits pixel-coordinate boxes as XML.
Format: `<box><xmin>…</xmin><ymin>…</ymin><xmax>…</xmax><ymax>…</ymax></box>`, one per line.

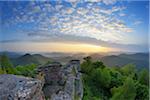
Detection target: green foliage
<box><xmin>138</xmin><ymin>68</ymin><xmax>149</xmax><ymax>86</ymax></box>
<box><xmin>83</xmin><ymin>56</ymin><xmax>92</xmax><ymax>62</ymax></box>
<box><xmin>0</xmin><ymin>59</ymin><xmax>37</xmax><ymax>78</ymax></box>
<box><xmin>0</xmin><ymin>54</ymin><xmax>37</xmax><ymax>78</ymax></box>
<box><xmin>15</xmin><ymin>64</ymin><xmax>37</xmax><ymax>77</ymax></box>
<box><xmin>82</xmin><ymin>57</ymin><xmax>111</xmax><ymax>99</ymax></box>
<box><xmin>0</xmin><ymin>54</ymin><xmax>13</xmax><ymax>72</ymax></box>
<box><xmin>0</xmin><ymin>68</ymin><xmax>6</xmax><ymax>74</ymax></box>
<box><xmin>92</xmin><ymin>61</ymin><xmax>105</xmax><ymax>69</ymax></box>
<box><xmin>111</xmin><ymin>77</ymin><xmax>136</xmax><ymax>100</ymax></box>
<box><xmin>0</xmin><ymin>63</ymin><xmax>37</xmax><ymax>77</ymax></box>
<box><xmin>82</xmin><ymin>78</ymin><xmax>103</xmax><ymax>100</ymax></box>
<box><xmin>81</xmin><ymin>56</ymin><xmax>148</xmax><ymax>100</ymax></box>
<box><xmin>81</xmin><ymin>57</ymin><xmax>105</xmax><ymax>74</ymax></box>
<box><xmin>6</xmin><ymin>67</ymin><xmax>18</xmax><ymax>74</ymax></box>
<box><xmin>135</xmin><ymin>81</ymin><xmax>149</xmax><ymax>100</ymax></box>
<box><xmin>109</xmin><ymin>68</ymin><xmax>123</xmax><ymax>88</ymax></box>
<box><xmin>81</xmin><ymin>57</ymin><xmax>92</xmax><ymax>74</ymax></box>
<box><xmin>120</xmin><ymin>64</ymin><xmax>136</xmax><ymax>78</ymax></box>
<box><xmin>92</xmin><ymin>67</ymin><xmax>111</xmax><ymax>88</ymax></box>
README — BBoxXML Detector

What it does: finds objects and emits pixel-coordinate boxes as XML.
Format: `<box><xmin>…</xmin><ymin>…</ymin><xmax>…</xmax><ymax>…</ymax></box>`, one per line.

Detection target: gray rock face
<box><xmin>0</xmin><ymin>74</ymin><xmax>45</xmax><ymax>100</ymax></box>
<box><xmin>62</xmin><ymin>60</ymin><xmax>83</xmax><ymax>100</ymax></box>
<box><xmin>37</xmin><ymin>60</ymin><xmax>83</xmax><ymax>100</ymax></box>
<box><xmin>51</xmin><ymin>91</ymin><xmax>71</xmax><ymax>100</ymax></box>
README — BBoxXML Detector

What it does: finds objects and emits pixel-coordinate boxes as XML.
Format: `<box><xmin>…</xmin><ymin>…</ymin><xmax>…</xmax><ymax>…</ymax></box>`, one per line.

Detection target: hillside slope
<box><xmin>101</xmin><ymin>53</ymin><xmax>149</xmax><ymax>69</ymax></box>
<box><xmin>12</xmin><ymin>54</ymin><xmax>53</xmax><ymax>66</ymax></box>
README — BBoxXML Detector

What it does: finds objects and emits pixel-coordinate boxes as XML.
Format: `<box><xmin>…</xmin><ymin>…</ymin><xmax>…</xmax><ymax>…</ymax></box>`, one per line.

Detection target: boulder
<box><xmin>0</xmin><ymin>74</ymin><xmax>45</xmax><ymax>100</ymax></box>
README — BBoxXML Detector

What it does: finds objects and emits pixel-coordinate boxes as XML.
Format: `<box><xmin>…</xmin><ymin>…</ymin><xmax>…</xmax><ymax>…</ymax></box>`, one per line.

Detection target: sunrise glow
<box><xmin>1</xmin><ymin>42</ymin><xmax>113</xmax><ymax>53</ymax></box>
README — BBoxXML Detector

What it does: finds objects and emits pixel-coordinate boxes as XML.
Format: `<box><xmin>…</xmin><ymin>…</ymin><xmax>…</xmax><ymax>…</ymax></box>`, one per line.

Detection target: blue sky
<box><xmin>0</xmin><ymin>0</ymin><xmax>149</xmax><ymax>53</ymax></box>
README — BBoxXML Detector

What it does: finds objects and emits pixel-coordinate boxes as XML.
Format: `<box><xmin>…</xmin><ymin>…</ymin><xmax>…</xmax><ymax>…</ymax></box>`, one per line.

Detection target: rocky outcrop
<box><xmin>37</xmin><ymin>60</ymin><xmax>83</xmax><ymax>100</ymax></box>
<box><xmin>61</xmin><ymin>60</ymin><xmax>83</xmax><ymax>100</ymax></box>
<box><xmin>0</xmin><ymin>60</ymin><xmax>83</xmax><ymax>100</ymax></box>
<box><xmin>0</xmin><ymin>74</ymin><xmax>45</xmax><ymax>100</ymax></box>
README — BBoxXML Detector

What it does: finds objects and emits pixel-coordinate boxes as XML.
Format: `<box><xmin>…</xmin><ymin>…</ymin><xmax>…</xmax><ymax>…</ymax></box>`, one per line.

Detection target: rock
<box><xmin>0</xmin><ymin>74</ymin><xmax>45</xmax><ymax>100</ymax></box>
<box><xmin>51</xmin><ymin>91</ymin><xmax>71</xmax><ymax>100</ymax></box>
<box><xmin>37</xmin><ymin>60</ymin><xmax>83</xmax><ymax>100</ymax></box>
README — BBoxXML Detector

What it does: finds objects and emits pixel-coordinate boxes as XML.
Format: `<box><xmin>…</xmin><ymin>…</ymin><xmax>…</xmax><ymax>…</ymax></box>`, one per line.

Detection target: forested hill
<box><xmin>11</xmin><ymin>54</ymin><xmax>53</xmax><ymax>66</ymax></box>
<box><xmin>100</xmin><ymin>53</ymin><xmax>149</xmax><ymax>69</ymax></box>
<box><xmin>0</xmin><ymin>52</ymin><xmax>149</xmax><ymax>69</ymax></box>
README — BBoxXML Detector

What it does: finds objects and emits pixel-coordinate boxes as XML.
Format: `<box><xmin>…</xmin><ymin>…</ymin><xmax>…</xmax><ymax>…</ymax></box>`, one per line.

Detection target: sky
<box><xmin>0</xmin><ymin>0</ymin><xmax>149</xmax><ymax>53</ymax></box>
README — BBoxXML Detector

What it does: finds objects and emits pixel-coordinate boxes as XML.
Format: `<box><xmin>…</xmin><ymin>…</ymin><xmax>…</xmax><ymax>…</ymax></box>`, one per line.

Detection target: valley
<box><xmin>1</xmin><ymin>52</ymin><xmax>148</xmax><ymax>69</ymax></box>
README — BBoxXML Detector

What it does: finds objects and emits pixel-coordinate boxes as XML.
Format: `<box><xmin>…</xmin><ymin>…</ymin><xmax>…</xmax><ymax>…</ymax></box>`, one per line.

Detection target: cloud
<box><xmin>85</xmin><ymin>0</ymin><xmax>117</xmax><ymax>5</ymax></box>
<box><xmin>55</xmin><ymin>4</ymin><xmax>63</xmax><ymax>11</ymax></box>
<box><xmin>2</xmin><ymin>1</ymin><xmax>136</xmax><ymax>49</ymax></box>
<box><xmin>85</xmin><ymin>0</ymin><xmax>102</xmax><ymax>2</ymax></box>
<box><xmin>119</xmin><ymin>13</ymin><xmax>126</xmax><ymax>16</ymax></box>
<box><xmin>91</xmin><ymin>6</ymin><xmax>126</xmax><ymax>15</ymax></box>
<box><xmin>102</xmin><ymin>0</ymin><xmax>117</xmax><ymax>5</ymax></box>
<box><xmin>32</xmin><ymin>6</ymin><xmax>41</xmax><ymax>14</ymax></box>
<box><xmin>52</xmin><ymin>5</ymin><xmax>132</xmax><ymax>43</ymax></box>
<box><xmin>134</xmin><ymin>20</ymin><xmax>143</xmax><ymax>25</ymax></box>
<box><xmin>66</xmin><ymin>0</ymin><xmax>79</xmax><ymax>2</ymax></box>
<box><xmin>65</xmin><ymin>0</ymin><xmax>80</xmax><ymax>7</ymax></box>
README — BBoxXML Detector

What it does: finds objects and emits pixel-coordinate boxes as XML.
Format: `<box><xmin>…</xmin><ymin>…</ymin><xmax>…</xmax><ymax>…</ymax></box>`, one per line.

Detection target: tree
<box><xmin>138</xmin><ymin>69</ymin><xmax>149</xmax><ymax>86</ymax></box>
<box><xmin>81</xmin><ymin>57</ymin><xmax>106</xmax><ymax>74</ymax></box>
<box><xmin>109</xmin><ymin>69</ymin><xmax>123</xmax><ymax>88</ymax></box>
<box><xmin>83</xmin><ymin>56</ymin><xmax>92</xmax><ymax>62</ymax></box>
<box><xmin>81</xmin><ymin>56</ymin><xmax>92</xmax><ymax>74</ymax></box>
<box><xmin>111</xmin><ymin>78</ymin><xmax>136</xmax><ymax>100</ymax></box>
<box><xmin>92</xmin><ymin>61</ymin><xmax>105</xmax><ymax>69</ymax></box>
<box><xmin>121</xmin><ymin>64</ymin><xmax>136</xmax><ymax>78</ymax></box>
<box><xmin>0</xmin><ymin>54</ymin><xmax>13</xmax><ymax>72</ymax></box>
<box><xmin>135</xmin><ymin>81</ymin><xmax>149</xmax><ymax>100</ymax></box>
<box><xmin>15</xmin><ymin>64</ymin><xmax>36</xmax><ymax>77</ymax></box>
<box><xmin>0</xmin><ymin>68</ymin><xmax>5</xmax><ymax>74</ymax></box>
<box><xmin>92</xmin><ymin>68</ymin><xmax>111</xmax><ymax>88</ymax></box>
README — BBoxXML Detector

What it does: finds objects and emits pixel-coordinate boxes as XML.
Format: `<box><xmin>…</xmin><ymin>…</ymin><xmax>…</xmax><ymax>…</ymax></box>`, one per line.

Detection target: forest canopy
<box><xmin>81</xmin><ymin>56</ymin><xmax>149</xmax><ymax>100</ymax></box>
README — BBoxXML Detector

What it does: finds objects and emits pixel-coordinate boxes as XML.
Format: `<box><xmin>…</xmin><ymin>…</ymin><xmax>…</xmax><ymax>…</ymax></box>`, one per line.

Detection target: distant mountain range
<box><xmin>0</xmin><ymin>51</ymin><xmax>149</xmax><ymax>69</ymax></box>
<box><xmin>100</xmin><ymin>53</ymin><xmax>149</xmax><ymax>69</ymax></box>
<box><xmin>11</xmin><ymin>54</ymin><xmax>53</xmax><ymax>66</ymax></box>
<box><xmin>0</xmin><ymin>51</ymin><xmax>22</xmax><ymax>58</ymax></box>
